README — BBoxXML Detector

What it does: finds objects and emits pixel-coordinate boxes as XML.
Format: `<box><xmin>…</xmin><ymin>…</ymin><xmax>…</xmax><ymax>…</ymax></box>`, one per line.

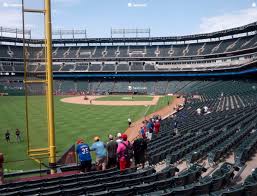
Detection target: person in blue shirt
<box><xmin>146</xmin><ymin>119</ymin><xmax>154</xmax><ymax>140</ymax></box>
<box><xmin>76</xmin><ymin>139</ymin><xmax>92</xmax><ymax>173</ymax></box>
<box><xmin>139</xmin><ymin>126</ymin><xmax>146</xmax><ymax>139</ymax></box>
<box><xmin>91</xmin><ymin>136</ymin><xmax>107</xmax><ymax>171</ymax></box>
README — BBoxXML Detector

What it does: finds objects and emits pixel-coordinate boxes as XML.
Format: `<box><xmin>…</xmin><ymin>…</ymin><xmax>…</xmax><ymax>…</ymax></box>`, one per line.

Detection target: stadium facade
<box><xmin>0</xmin><ymin>22</ymin><xmax>257</xmax><ymax>79</ymax></box>
<box><xmin>1</xmin><ymin>22</ymin><xmax>257</xmax><ymax>96</ymax></box>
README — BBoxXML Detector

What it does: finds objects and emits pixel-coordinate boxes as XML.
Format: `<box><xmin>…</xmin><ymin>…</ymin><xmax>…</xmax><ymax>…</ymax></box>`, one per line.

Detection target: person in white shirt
<box><xmin>203</xmin><ymin>106</ymin><xmax>208</xmax><ymax>113</ymax></box>
<box><xmin>197</xmin><ymin>108</ymin><xmax>201</xmax><ymax>115</ymax></box>
<box><xmin>128</xmin><ymin>118</ymin><xmax>132</xmax><ymax>127</ymax></box>
<box><xmin>116</xmin><ymin>133</ymin><xmax>123</xmax><ymax>144</ymax></box>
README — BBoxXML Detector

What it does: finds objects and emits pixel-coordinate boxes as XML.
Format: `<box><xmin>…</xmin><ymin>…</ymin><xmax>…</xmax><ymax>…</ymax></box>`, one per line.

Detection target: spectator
<box><xmin>154</xmin><ymin>120</ymin><xmax>161</xmax><ymax>135</ymax></box>
<box><xmin>203</xmin><ymin>106</ymin><xmax>208</xmax><ymax>113</ymax></box>
<box><xmin>116</xmin><ymin>133</ymin><xmax>122</xmax><ymax>144</ymax></box>
<box><xmin>117</xmin><ymin>134</ymin><xmax>132</xmax><ymax>173</ymax></box>
<box><xmin>146</xmin><ymin>119</ymin><xmax>154</xmax><ymax>140</ymax></box>
<box><xmin>139</xmin><ymin>127</ymin><xmax>146</xmax><ymax>139</ymax></box>
<box><xmin>133</xmin><ymin>137</ymin><xmax>147</xmax><ymax>169</ymax></box>
<box><xmin>128</xmin><ymin>117</ymin><xmax>132</xmax><ymax>127</ymax></box>
<box><xmin>5</xmin><ymin>130</ymin><xmax>10</xmax><ymax>143</ymax></box>
<box><xmin>106</xmin><ymin>134</ymin><xmax>118</xmax><ymax>169</ymax></box>
<box><xmin>196</xmin><ymin>108</ymin><xmax>201</xmax><ymax>115</ymax></box>
<box><xmin>76</xmin><ymin>139</ymin><xmax>92</xmax><ymax>173</ymax></box>
<box><xmin>174</xmin><ymin>120</ymin><xmax>178</xmax><ymax>135</ymax></box>
<box><xmin>91</xmin><ymin>136</ymin><xmax>107</xmax><ymax>171</ymax></box>
<box><xmin>143</xmin><ymin>121</ymin><xmax>148</xmax><ymax>138</ymax></box>
<box><xmin>150</xmin><ymin>118</ymin><xmax>154</xmax><ymax>130</ymax></box>
<box><xmin>15</xmin><ymin>129</ymin><xmax>21</xmax><ymax>142</ymax></box>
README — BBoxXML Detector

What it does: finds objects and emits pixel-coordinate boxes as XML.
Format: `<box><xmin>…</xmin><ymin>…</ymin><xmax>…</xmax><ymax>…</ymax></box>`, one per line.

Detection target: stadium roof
<box><xmin>1</xmin><ymin>21</ymin><xmax>257</xmax><ymax>44</ymax></box>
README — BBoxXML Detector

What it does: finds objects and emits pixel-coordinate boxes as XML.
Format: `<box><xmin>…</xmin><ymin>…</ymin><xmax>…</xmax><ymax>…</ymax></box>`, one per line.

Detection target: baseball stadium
<box><xmin>1</xmin><ymin>0</ymin><xmax>257</xmax><ymax>195</ymax></box>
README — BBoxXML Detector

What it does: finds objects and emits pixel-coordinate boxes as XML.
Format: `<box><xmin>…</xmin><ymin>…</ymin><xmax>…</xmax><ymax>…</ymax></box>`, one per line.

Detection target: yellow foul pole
<box><xmin>45</xmin><ymin>0</ymin><xmax>56</xmax><ymax>174</ymax></box>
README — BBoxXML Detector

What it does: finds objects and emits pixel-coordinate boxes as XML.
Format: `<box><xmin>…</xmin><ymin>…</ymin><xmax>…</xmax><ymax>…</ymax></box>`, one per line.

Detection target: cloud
<box><xmin>53</xmin><ymin>0</ymin><xmax>81</xmax><ymax>5</ymax></box>
<box><xmin>128</xmin><ymin>2</ymin><xmax>147</xmax><ymax>8</ymax></box>
<box><xmin>2</xmin><ymin>2</ymin><xmax>21</xmax><ymax>8</ymax></box>
<box><xmin>199</xmin><ymin>8</ymin><xmax>257</xmax><ymax>33</ymax></box>
<box><xmin>0</xmin><ymin>8</ymin><xmax>42</xmax><ymax>38</ymax></box>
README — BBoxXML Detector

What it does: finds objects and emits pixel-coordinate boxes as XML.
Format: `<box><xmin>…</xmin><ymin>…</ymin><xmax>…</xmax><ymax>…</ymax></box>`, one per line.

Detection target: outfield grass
<box><xmin>94</xmin><ymin>95</ymin><xmax>153</xmax><ymax>101</ymax></box>
<box><xmin>0</xmin><ymin>95</ymin><xmax>172</xmax><ymax>172</ymax></box>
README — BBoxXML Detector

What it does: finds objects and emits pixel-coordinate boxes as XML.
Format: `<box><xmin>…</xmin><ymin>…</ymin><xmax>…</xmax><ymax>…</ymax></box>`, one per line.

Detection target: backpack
<box><xmin>121</xmin><ymin>141</ymin><xmax>133</xmax><ymax>161</ymax></box>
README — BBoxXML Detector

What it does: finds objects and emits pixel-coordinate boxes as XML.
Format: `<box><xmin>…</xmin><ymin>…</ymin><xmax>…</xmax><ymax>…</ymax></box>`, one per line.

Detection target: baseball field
<box><xmin>0</xmin><ymin>95</ymin><xmax>173</xmax><ymax>172</ymax></box>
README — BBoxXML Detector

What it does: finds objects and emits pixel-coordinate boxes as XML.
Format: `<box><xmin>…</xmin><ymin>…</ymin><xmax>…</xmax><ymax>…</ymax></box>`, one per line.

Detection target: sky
<box><xmin>1</xmin><ymin>0</ymin><xmax>257</xmax><ymax>38</ymax></box>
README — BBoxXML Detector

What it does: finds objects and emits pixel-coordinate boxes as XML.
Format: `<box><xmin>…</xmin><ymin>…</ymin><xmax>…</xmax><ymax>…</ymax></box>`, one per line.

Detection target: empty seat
<box><xmin>85</xmin><ymin>184</ymin><xmax>106</xmax><ymax>194</ymax></box>
<box><xmin>133</xmin><ymin>183</ymin><xmax>155</xmax><ymax>194</ymax></box>
<box><xmin>221</xmin><ymin>187</ymin><xmax>245</xmax><ymax>196</ymax></box>
<box><xmin>110</xmin><ymin>187</ymin><xmax>134</xmax><ymax>196</ymax></box>
<box><xmin>211</xmin><ymin>175</ymin><xmax>225</xmax><ymax>192</ymax></box>
<box><xmin>171</xmin><ymin>184</ymin><xmax>194</xmax><ymax>196</ymax></box>
<box><xmin>244</xmin><ymin>183</ymin><xmax>257</xmax><ymax>196</ymax></box>
<box><xmin>154</xmin><ymin>179</ymin><xmax>172</xmax><ymax>190</ymax></box>
<box><xmin>105</xmin><ymin>181</ymin><xmax>124</xmax><ymax>190</ymax></box>
<box><xmin>40</xmin><ymin>190</ymin><xmax>62</xmax><ymax>196</ymax></box>
<box><xmin>194</xmin><ymin>181</ymin><xmax>212</xmax><ymax>195</ymax></box>
<box><xmin>88</xmin><ymin>190</ymin><xmax>110</xmax><ymax>196</ymax></box>
<box><xmin>62</xmin><ymin>187</ymin><xmax>84</xmax><ymax>196</ymax></box>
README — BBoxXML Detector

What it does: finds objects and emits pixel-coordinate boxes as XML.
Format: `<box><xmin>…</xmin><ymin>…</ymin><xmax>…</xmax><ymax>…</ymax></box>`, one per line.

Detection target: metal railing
<box><xmin>3</xmin><ymin>155</ymin><xmax>78</xmax><ymax>183</ymax></box>
<box><xmin>0</xmin><ymin>26</ymin><xmax>31</xmax><ymax>38</ymax></box>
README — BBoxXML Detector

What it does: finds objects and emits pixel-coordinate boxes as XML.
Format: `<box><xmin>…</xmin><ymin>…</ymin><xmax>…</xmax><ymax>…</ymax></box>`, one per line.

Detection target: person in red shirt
<box><xmin>117</xmin><ymin>134</ymin><xmax>131</xmax><ymax>172</ymax></box>
<box><xmin>154</xmin><ymin>120</ymin><xmax>161</xmax><ymax>135</ymax></box>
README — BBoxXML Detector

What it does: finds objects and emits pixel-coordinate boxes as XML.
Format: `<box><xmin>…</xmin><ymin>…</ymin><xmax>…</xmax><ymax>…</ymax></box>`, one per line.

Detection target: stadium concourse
<box><xmin>2</xmin><ymin>23</ymin><xmax>257</xmax><ymax>195</ymax></box>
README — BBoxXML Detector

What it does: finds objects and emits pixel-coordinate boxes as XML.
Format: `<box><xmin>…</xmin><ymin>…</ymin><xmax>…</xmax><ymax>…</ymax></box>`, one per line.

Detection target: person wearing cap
<box><xmin>91</xmin><ymin>136</ymin><xmax>107</xmax><ymax>171</ymax></box>
<box><xmin>117</xmin><ymin>134</ymin><xmax>131</xmax><ymax>172</ymax></box>
<box><xmin>106</xmin><ymin>134</ymin><xmax>118</xmax><ymax>169</ymax></box>
<box><xmin>116</xmin><ymin>133</ymin><xmax>123</xmax><ymax>144</ymax></box>
<box><xmin>76</xmin><ymin>139</ymin><xmax>92</xmax><ymax>173</ymax></box>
